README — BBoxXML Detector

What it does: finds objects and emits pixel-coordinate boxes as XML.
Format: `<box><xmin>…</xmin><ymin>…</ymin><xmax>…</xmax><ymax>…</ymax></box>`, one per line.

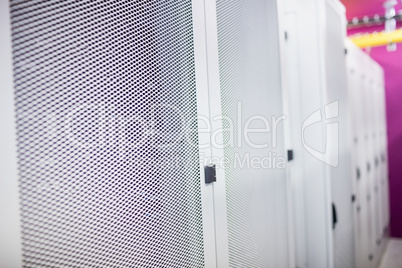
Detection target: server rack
<box><xmin>345</xmin><ymin>40</ymin><xmax>389</xmax><ymax>268</ymax></box>
<box><xmin>283</xmin><ymin>0</ymin><xmax>357</xmax><ymax>267</ymax></box>
<box><xmin>0</xmin><ymin>0</ymin><xmax>295</xmax><ymax>267</ymax></box>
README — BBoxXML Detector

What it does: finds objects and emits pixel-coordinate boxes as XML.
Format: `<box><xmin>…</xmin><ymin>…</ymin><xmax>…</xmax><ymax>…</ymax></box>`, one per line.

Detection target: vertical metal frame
<box><xmin>322</xmin><ymin>1</ymin><xmax>356</xmax><ymax>268</ymax></box>
<box><xmin>283</xmin><ymin>0</ymin><xmax>336</xmax><ymax>266</ymax></box>
<box><xmin>367</xmin><ymin>62</ymin><xmax>382</xmax><ymax>266</ymax></box>
<box><xmin>200</xmin><ymin>0</ymin><xmax>230</xmax><ymax>266</ymax></box>
<box><xmin>378</xmin><ymin>66</ymin><xmax>390</xmax><ymax>230</ymax></box>
<box><xmin>201</xmin><ymin>0</ymin><xmax>295</xmax><ymax>267</ymax></box>
<box><xmin>283</xmin><ymin>12</ymin><xmax>308</xmax><ymax>268</ymax></box>
<box><xmin>372</xmin><ymin>61</ymin><xmax>388</xmax><ymax>266</ymax></box>
<box><xmin>360</xmin><ymin>48</ymin><xmax>375</xmax><ymax>268</ymax></box>
<box><xmin>361</xmin><ymin>49</ymin><xmax>378</xmax><ymax>268</ymax></box>
<box><xmin>367</xmin><ymin>59</ymin><xmax>388</xmax><ymax>267</ymax></box>
<box><xmin>346</xmin><ymin>40</ymin><xmax>389</xmax><ymax>268</ymax></box>
<box><xmin>317</xmin><ymin>2</ymin><xmax>348</xmax><ymax>268</ymax></box>
<box><xmin>345</xmin><ymin>39</ymin><xmax>365</xmax><ymax>268</ymax></box>
<box><xmin>374</xmin><ymin>62</ymin><xmax>390</xmax><ymax>264</ymax></box>
<box><xmin>276</xmin><ymin>1</ymin><xmax>297</xmax><ymax>267</ymax></box>
<box><xmin>192</xmin><ymin>0</ymin><xmax>224</xmax><ymax>266</ymax></box>
<box><xmin>0</xmin><ymin>1</ymin><xmax>23</xmax><ymax>266</ymax></box>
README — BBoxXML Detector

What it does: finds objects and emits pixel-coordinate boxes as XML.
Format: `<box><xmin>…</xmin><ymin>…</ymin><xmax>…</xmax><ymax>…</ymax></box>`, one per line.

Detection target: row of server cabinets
<box><xmin>0</xmin><ymin>0</ymin><xmax>388</xmax><ymax>267</ymax></box>
<box><xmin>346</xmin><ymin>40</ymin><xmax>390</xmax><ymax>268</ymax></box>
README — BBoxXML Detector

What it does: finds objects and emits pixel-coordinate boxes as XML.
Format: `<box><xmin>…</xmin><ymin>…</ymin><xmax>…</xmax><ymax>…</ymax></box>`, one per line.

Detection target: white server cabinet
<box><xmin>283</xmin><ymin>0</ymin><xmax>355</xmax><ymax>267</ymax></box>
<box><xmin>376</xmin><ymin>65</ymin><xmax>390</xmax><ymax>236</ymax></box>
<box><xmin>370</xmin><ymin>60</ymin><xmax>390</xmax><ymax>240</ymax></box>
<box><xmin>346</xmin><ymin>41</ymin><xmax>372</xmax><ymax>268</ymax></box>
<box><xmin>211</xmin><ymin>0</ymin><xmax>295</xmax><ymax>267</ymax></box>
<box><xmin>0</xmin><ymin>0</ymin><xmax>294</xmax><ymax>267</ymax></box>
<box><xmin>345</xmin><ymin>40</ymin><xmax>389</xmax><ymax>268</ymax></box>
<box><xmin>1</xmin><ymin>1</ymin><xmax>218</xmax><ymax>266</ymax></box>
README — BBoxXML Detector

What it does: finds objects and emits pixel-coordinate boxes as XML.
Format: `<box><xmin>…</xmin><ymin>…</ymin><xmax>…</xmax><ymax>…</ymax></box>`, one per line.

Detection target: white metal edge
<box><xmin>379</xmin><ymin>66</ymin><xmax>390</xmax><ymax>229</ymax></box>
<box><xmin>276</xmin><ymin>1</ymin><xmax>296</xmax><ymax>267</ymax></box>
<box><xmin>0</xmin><ymin>1</ymin><xmax>23</xmax><ymax>266</ymax></box>
<box><xmin>283</xmin><ymin>0</ymin><xmax>334</xmax><ymax>266</ymax></box>
<box><xmin>202</xmin><ymin>0</ymin><xmax>230</xmax><ymax>266</ymax></box>
<box><xmin>328</xmin><ymin>3</ymin><xmax>357</xmax><ymax>268</ymax></box>
<box><xmin>283</xmin><ymin>11</ymin><xmax>309</xmax><ymax>268</ymax></box>
<box><xmin>326</xmin><ymin>0</ymin><xmax>346</xmax><ymax>15</ymax></box>
<box><xmin>347</xmin><ymin>36</ymin><xmax>385</xmax><ymax>268</ymax></box>
<box><xmin>345</xmin><ymin>38</ymin><xmax>364</xmax><ymax>268</ymax></box>
<box><xmin>317</xmin><ymin>1</ymin><xmax>336</xmax><ymax>267</ymax></box>
<box><xmin>192</xmin><ymin>0</ymin><xmax>218</xmax><ymax>266</ymax></box>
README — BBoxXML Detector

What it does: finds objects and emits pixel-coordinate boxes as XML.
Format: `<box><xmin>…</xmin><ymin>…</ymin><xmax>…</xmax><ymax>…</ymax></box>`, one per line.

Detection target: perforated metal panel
<box><xmin>10</xmin><ymin>0</ymin><xmax>205</xmax><ymax>267</ymax></box>
<box><xmin>216</xmin><ymin>0</ymin><xmax>290</xmax><ymax>267</ymax></box>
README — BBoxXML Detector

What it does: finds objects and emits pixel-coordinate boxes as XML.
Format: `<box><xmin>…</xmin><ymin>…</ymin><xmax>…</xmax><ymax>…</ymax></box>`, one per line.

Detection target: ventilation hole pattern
<box><xmin>10</xmin><ymin>0</ymin><xmax>204</xmax><ymax>267</ymax></box>
<box><xmin>216</xmin><ymin>0</ymin><xmax>289</xmax><ymax>267</ymax></box>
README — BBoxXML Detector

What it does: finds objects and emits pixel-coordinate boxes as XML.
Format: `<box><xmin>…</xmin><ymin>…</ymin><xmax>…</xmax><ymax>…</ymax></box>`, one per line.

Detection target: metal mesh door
<box><xmin>10</xmin><ymin>0</ymin><xmax>205</xmax><ymax>267</ymax></box>
<box><xmin>216</xmin><ymin>0</ymin><xmax>290</xmax><ymax>267</ymax></box>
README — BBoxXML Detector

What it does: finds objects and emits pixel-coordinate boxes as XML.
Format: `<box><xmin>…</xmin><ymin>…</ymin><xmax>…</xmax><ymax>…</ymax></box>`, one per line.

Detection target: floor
<box><xmin>379</xmin><ymin>238</ymin><xmax>402</xmax><ymax>268</ymax></box>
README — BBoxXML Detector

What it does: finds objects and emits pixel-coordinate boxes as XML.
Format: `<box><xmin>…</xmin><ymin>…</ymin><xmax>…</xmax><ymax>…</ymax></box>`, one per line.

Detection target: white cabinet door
<box><xmin>2</xmin><ymin>1</ymin><xmax>219</xmax><ymax>267</ymax></box>
<box><xmin>346</xmin><ymin>40</ymin><xmax>389</xmax><ymax>268</ymax></box>
<box><xmin>1</xmin><ymin>0</ymin><xmax>297</xmax><ymax>267</ymax></box>
<box><xmin>324</xmin><ymin>2</ymin><xmax>355</xmax><ymax>268</ymax></box>
<box><xmin>346</xmin><ymin>41</ymin><xmax>373</xmax><ymax>268</ymax></box>
<box><xmin>203</xmin><ymin>0</ymin><xmax>295</xmax><ymax>267</ymax></box>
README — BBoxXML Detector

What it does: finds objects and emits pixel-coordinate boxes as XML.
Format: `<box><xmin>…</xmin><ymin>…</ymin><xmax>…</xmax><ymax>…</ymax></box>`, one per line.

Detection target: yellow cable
<box><xmin>349</xmin><ymin>29</ymin><xmax>402</xmax><ymax>48</ymax></box>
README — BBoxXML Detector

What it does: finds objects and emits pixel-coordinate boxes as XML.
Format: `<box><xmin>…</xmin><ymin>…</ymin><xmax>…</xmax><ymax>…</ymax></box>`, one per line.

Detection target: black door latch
<box><xmin>205</xmin><ymin>165</ymin><xmax>216</xmax><ymax>184</ymax></box>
